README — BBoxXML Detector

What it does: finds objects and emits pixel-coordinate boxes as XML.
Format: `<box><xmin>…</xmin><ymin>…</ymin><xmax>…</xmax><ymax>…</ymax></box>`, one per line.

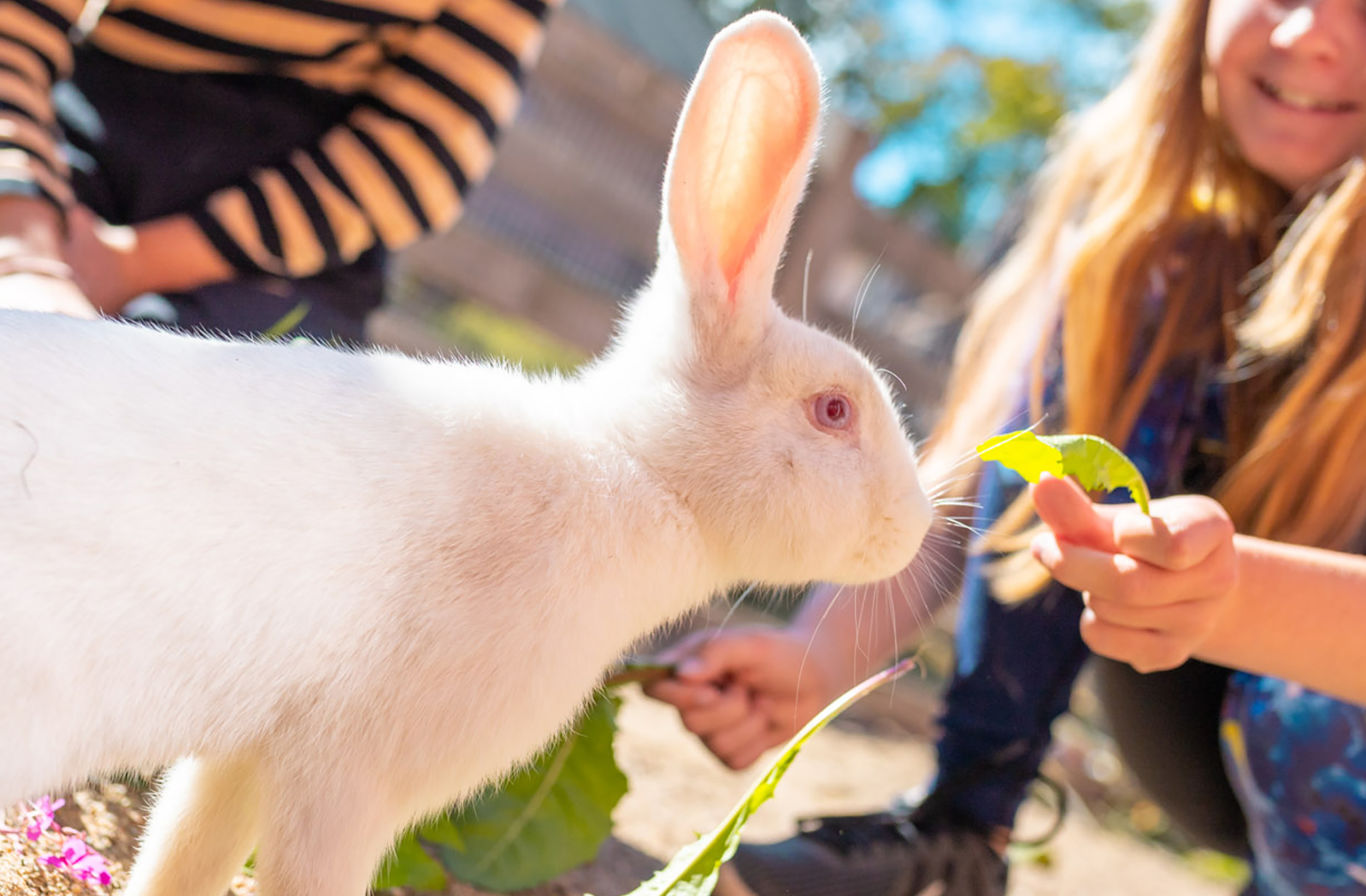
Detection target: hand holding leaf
<box><xmin>1029</xmin><ymin>473</ymin><xmax>1239</xmax><ymax>675</ymax></box>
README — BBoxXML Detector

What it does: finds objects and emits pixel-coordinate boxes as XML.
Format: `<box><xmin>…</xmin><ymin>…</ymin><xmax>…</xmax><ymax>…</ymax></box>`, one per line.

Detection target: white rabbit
<box><xmin>0</xmin><ymin>11</ymin><xmax>932</xmax><ymax>896</ymax></box>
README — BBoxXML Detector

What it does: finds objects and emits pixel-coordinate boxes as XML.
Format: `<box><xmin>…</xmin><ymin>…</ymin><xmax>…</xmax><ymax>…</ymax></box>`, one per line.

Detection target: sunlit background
<box><xmin>384</xmin><ymin>0</ymin><xmax>1157</xmax><ymax>445</ymax></box>
<box><xmin>702</xmin><ymin>0</ymin><xmax>1150</xmax><ymax>250</ymax></box>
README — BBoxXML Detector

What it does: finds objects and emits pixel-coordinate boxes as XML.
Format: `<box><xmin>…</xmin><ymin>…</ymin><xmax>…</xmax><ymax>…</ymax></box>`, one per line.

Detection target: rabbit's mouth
<box><xmin>857</xmin><ymin>485</ymin><xmax>934</xmax><ymax>581</ymax></box>
<box><xmin>840</xmin><ymin>523</ymin><xmax>930</xmax><ymax>585</ymax></box>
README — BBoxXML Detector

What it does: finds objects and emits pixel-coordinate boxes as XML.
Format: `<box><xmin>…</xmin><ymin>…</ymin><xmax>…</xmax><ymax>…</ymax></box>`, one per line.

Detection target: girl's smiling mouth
<box><xmin>1254</xmin><ymin>75</ymin><xmax>1358</xmax><ymax>114</ymax></box>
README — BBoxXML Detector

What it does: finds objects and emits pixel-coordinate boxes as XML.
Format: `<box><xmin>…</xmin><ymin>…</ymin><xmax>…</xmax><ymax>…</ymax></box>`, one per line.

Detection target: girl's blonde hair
<box><xmin>923</xmin><ymin>0</ymin><xmax>1366</xmax><ymax>599</ymax></box>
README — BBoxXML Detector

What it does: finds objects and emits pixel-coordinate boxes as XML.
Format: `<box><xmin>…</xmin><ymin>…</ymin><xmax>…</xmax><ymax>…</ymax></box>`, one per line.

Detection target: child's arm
<box><xmin>1031</xmin><ymin>473</ymin><xmax>1366</xmax><ymax>706</ymax></box>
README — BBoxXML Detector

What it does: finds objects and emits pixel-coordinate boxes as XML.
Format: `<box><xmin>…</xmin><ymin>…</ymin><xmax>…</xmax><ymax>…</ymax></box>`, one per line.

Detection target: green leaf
<box><xmin>605</xmin><ymin>658</ymin><xmax>916</xmax><ymax>896</ymax></box>
<box><xmin>975</xmin><ymin>430</ymin><xmax>1151</xmax><ymax>513</ymax></box>
<box><xmin>375</xmin><ymin>831</ymin><xmax>450</xmax><ymax>891</ymax></box>
<box><xmin>375</xmin><ymin>692</ymin><xmax>628</xmax><ymax>893</ymax></box>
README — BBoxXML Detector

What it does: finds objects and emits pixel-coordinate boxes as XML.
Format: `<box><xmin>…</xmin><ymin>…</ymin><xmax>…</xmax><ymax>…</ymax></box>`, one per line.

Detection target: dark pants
<box><xmin>56</xmin><ymin>47</ymin><xmax>385</xmax><ymax>344</ymax></box>
<box><xmin>933</xmin><ymin>461</ymin><xmax>1250</xmax><ymax>856</ymax></box>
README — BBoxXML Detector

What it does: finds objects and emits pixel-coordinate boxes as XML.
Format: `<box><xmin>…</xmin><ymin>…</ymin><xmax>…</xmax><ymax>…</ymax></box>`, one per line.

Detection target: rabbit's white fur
<box><xmin>0</xmin><ymin>12</ymin><xmax>931</xmax><ymax>896</ymax></box>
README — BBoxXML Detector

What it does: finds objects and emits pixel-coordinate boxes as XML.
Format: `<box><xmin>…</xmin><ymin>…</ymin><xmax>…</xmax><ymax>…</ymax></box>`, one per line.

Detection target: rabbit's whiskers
<box><xmin>802</xmin><ymin>249</ymin><xmax>813</xmax><ymax>324</ymax></box>
<box><xmin>849</xmin><ymin>258</ymin><xmax>883</xmax><ymax>340</ymax></box>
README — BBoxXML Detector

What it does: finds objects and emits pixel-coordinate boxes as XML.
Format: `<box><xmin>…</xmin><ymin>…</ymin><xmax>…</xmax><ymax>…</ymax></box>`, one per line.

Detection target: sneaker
<box><xmin>714</xmin><ymin>810</ymin><xmax>1008</xmax><ymax>896</ymax></box>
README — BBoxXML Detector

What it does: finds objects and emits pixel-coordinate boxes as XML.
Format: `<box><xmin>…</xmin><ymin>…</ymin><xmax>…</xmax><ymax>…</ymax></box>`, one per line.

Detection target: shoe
<box><xmin>715</xmin><ymin>809</ymin><xmax>1008</xmax><ymax>896</ymax></box>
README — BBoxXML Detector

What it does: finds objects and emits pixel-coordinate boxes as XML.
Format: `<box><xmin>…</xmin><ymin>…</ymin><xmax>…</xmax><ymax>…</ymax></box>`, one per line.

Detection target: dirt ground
<box><xmin>603</xmin><ymin>682</ymin><xmax>1241</xmax><ymax>896</ymax></box>
<box><xmin>446</xmin><ymin>674</ymin><xmax>1246</xmax><ymax>896</ymax></box>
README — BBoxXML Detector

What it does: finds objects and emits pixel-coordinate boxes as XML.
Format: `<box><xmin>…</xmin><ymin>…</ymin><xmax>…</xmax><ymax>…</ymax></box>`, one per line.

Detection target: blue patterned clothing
<box><xmin>1126</xmin><ymin>281</ymin><xmax>1366</xmax><ymax>892</ymax></box>
<box><xmin>1222</xmin><ymin>675</ymin><xmax>1366</xmax><ymax>893</ymax></box>
<box><xmin>1127</xmin><ymin>304</ymin><xmax>1366</xmax><ymax>892</ymax></box>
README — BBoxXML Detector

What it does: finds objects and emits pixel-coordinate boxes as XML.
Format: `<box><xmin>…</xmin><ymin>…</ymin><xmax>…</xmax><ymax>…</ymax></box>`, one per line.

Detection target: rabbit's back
<box><xmin>0</xmin><ymin>312</ymin><xmax>552</xmax><ymax>793</ymax></box>
<box><xmin>0</xmin><ymin>310</ymin><xmax>707</xmax><ymax>808</ymax></box>
<box><xmin>0</xmin><ymin>311</ymin><xmax>439</xmax><ymax>605</ymax></box>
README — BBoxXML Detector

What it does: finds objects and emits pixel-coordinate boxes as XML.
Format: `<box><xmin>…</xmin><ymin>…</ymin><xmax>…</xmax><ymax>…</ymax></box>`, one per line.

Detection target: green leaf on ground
<box><xmin>604</xmin><ymin>658</ymin><xmax>916</xmax><ymax>896</ymax></box>
<box><xmin>375</xmin><ymin>691</ymin><xmax>627</xmax><ymax>893</ymax></box>
<box><xmin>975</xmin><ymin>430</ymin><xmax>1151</xmax><ymax>512</ymax></box>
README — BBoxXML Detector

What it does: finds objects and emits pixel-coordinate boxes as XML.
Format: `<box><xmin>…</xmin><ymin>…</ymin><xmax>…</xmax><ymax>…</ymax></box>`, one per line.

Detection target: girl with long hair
<box><xmin>649</xmin><ymin>1</ymin><xmax>1366</xmax><ymax>893</ymax></box>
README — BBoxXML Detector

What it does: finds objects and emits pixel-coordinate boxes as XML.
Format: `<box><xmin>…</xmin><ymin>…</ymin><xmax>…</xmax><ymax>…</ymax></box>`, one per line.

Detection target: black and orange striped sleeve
<box><xmin>0</xmin><ymin>0</ymin><xmax>80</xmax><ymax>216</ymax></box>
<box><xmin>190</xmin><ymin>0</ymin><xmax>563</xmax><ymax>280</ymax></box>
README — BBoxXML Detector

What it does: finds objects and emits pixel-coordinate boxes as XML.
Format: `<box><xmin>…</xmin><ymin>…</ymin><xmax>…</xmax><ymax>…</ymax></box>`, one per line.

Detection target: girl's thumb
<box><xmin>1032</xmin><ymin>473</ymin><xmax>1117</xmax><ymax>551</ymax></box>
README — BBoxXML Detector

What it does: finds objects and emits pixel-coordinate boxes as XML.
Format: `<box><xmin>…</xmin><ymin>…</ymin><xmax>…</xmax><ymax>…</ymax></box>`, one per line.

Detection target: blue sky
<box><xmin>821</xmin><ymin>0</ymin><xmax>1146</xmax><ymax>240</ymax></box>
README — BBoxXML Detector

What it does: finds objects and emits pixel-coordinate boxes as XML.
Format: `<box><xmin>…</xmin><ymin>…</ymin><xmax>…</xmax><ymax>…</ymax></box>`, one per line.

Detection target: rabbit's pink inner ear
<box><xmin>702</xmin><ymin>47</ymin><xmax>816</xmax><ymax>298</ymax></box>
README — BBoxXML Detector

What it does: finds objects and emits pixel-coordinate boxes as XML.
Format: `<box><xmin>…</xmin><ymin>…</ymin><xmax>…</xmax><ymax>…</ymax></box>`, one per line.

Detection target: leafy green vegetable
<box><xmin>375</xmin><ymin>692</ymin><xmax>627</xmax><ymax>892</ymax></box>
<box><xmin>975</xmin><ymin>430</ymin><xmax>1151</xmax><ymax>513</ymax></box>
<box><xmin>602</xmin><ymin>658</ymin><xmax>916</xmax><ymax>896</ymax></box>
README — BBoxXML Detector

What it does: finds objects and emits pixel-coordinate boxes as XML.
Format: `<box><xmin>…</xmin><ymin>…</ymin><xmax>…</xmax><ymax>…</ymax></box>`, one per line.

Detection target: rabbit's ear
<box><xmin>661</xmin><ymin>12</ymin><xmax>821</xmax><ymax>360</ymax></box>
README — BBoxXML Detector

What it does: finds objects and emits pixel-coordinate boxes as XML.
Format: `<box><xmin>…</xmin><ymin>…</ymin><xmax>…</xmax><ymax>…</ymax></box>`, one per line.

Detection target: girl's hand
<box><xmin>643</xmin><ymin>625</ymin><xmax>849</xmax><ymax>770</ymax></box>
<box><xmin>63</xmin><ymin>205</ymin><xmax>142</xmax><ymax>314</ymax></box>
<box><xmin>1030</xmin><ymin>473</ymin><xmax>1239</xmax><ymax>673</ymax></box>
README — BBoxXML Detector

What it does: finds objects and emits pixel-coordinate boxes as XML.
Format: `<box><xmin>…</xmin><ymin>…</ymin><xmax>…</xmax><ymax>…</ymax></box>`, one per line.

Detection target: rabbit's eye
<box><xmin>811</xmin><ymin>392</ymin><xmax>854</xmax><ymax>431</ymax></box>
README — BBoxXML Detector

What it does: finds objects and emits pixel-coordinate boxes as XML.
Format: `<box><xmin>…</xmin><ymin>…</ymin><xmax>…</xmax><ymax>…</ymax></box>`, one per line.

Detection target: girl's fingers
<box><xmin>678</xmin><ymin>685</ymin><xmax>754</xmax><ymax>737</ymax></box>
<box><xmin>1033</xmin><ymin>475</ymin><xmax>1235</xmax><ymax>575</ymax></box>
<box><xmin>705</xmin><ymin>712</ymin><xmax>777</xmax><ymax>770</ymax></box>
<box><xmin>1082</xmin><ymin>591</ymin><xmax>1213</xmax><ymax>634</ymax></box>
<box><xmin>643</xmin><ymin>677</ymin><xmax>717</xmax><ymax>709</ymax></box>
<box><xmin>1031</xmin><ymin>473</ymin><xmax>1118</xmax><ymax>552</ymax></box>
<box><xmin>1110</xmin><ymin>495</ymin><xmax>1235</xmax><ymax>572</ymax></box>
<box><xmin>721</xmin><ymin>731</ymin><xmax>782</xmax><ymax>772</ymax></box>
<box><xmin>1034</xmin><ymin>530</ymin><xmax>1232</xmax><ymax>609</ymax></box>
<box><xmin>1078</xmin><ymin>611</ymin><xmax>1193</xmax><ymax>673</ymax></box>
<box><xmin>1032</xmin><ymin>534</ymin><xmax>1154</xmax><ymax>601</ymax></box>
<box><xmin>667</xmin><ymin>629</ymin><xmax>794</xmax><ymax>684</ymax></box>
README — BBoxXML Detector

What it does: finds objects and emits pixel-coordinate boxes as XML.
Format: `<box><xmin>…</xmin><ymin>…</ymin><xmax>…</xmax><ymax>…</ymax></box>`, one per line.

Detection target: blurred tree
<box><xmin>697</xmin><ymin>0</ymin><xmax>1149</xmax><ymax>249</ymax></box>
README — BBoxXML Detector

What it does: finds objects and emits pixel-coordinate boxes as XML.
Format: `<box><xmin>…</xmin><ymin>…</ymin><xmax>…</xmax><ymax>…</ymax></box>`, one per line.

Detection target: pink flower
<box><xmin>22</xmin><ymin>795</ymin><xmax>64</xmax><ymax>841</ymax></box>
<box><xmin>44</xmin><ymin>835</ymin><xmax>112</xmax><ymax>888</ymax></box>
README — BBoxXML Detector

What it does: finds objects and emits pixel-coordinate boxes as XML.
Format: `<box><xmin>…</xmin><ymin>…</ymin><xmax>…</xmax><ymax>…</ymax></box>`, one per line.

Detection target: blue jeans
<box><xmin>931</xmin><ymin>461</ymin><xmax>1090</xmax><ymax>831</ymax></box>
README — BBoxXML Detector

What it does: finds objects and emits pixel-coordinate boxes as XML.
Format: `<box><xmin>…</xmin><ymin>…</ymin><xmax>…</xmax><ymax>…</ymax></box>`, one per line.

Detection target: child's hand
<box><xmin>1030</xmin><ymin>474</ymin><xmax>1239</xmax><ymax>673</ymax></box>
<box><xmin>642</xmin><ymin>626</ymin><xmax>847</xmax><ymax>770</ymax></box>
<box><xmin>63</xmin><ymin>205</ymin><xmax>140</xmax><ymax>314</ymax></box>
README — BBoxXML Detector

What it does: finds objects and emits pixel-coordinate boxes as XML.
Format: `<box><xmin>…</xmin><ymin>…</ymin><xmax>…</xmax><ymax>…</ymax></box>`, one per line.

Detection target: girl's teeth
<box><xmin>1262</xmin><ymin>79</ymin><xmax>1351</xmax><ymax>112</ymax></box>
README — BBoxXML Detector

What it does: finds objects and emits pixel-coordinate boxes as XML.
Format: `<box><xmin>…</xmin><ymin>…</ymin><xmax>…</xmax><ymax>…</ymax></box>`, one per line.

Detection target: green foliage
<box><xmin>696</xmin><ymin>0</ymin><xmax>1149</xmax><ymax>245</ymax></box>
<box><xmin>375</xmin><ymin>692</ymin><xmax>627</xmax><ymax>893</ymax></box>
<box><xmin>975</xmin><ymin>430</ymin><xmax>1151</xmax><ymax>512</ymax></box>
<box><xmin>883</xmin><ymin>50</ymin><xmax>1068</xmax><ymax>244</ymax></box>
<box><xmin>605</xmin><ymin>659</ymin><xmax>915</xmax><ymax>896</ymax></box>
<box><xmin>963</xmin><ymin>58</ymin><xmax>1066</xmax><ymax>146</ymax></box>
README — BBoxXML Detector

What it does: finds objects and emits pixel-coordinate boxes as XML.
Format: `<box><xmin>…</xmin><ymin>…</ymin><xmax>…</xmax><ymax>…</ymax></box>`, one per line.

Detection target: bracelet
<box><xmin>0</xmin><ymin>255</ymin><xmax>75</xmax><ymax>282</ymax></box>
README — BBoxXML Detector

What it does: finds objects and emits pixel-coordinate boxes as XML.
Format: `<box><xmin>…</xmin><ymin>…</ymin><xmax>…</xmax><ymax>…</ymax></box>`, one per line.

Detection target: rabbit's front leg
<box><xmin>123</xmin><ymin>755</ymin><xmax>263</xmax><ymax>896</ymax></box>
<box><xmin>252</xmin><ymin>773</ymin><xmax>402</xmax><ymax>896</ymax></box>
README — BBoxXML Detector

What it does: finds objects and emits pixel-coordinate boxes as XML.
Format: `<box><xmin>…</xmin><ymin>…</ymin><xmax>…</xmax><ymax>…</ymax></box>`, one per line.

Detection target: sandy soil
<box><xmin>605</xmin><ymin>683</ymin><xmax>1240</xmax><ymax>896</ymax></box>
